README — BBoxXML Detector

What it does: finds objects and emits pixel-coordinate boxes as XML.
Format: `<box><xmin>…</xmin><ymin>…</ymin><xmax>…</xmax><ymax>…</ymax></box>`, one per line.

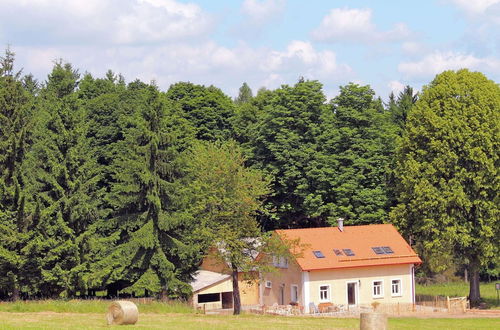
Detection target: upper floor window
<box><xmin>272</xmin><ymin>256</ymin><xmax>288</xmax><ymax>268</ymax></box>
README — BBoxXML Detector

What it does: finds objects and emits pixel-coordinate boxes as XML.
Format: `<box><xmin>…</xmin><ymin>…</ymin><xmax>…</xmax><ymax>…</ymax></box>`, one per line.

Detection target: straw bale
<box><xmin>360</xmin><ymin>312</ymin><xmax>387</xmax><ymax>330</ymax></box>
<box><xmin>106</xmin><ymin>300</ymin><xmax>139</xmax><ymax>325</ymax></box>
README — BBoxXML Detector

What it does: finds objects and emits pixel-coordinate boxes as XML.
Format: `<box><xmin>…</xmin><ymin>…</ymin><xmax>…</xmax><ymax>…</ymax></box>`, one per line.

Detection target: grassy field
<box><xmin>416</xmin><ymin>281</ymin><xmax>500</xmax><ymax>308</ymax></box>
<box><xmin>0</xmin><ymin>312</ymin><xmax>499</xmax><ymax>330</ymax></box>
<box><xmin>0</xmin><ymin>299</ymin><xmax>192</xmax><ymax>314</ymax></box>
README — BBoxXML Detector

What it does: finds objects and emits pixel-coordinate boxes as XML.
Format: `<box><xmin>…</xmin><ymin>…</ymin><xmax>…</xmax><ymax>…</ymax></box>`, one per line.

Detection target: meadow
<box><xmin>416</xmin><ymin>281</ymin><xmax>500</xmax><ymax>308</ymax></box>
<box><xmin>0</xmin><ymin>282</ymin><xmax>498</xmax><ymax>329</ymax></box>
<box><xmin>0</xmin><ymin>311</ymin><xmax>499</xmax><ymax>330</ymax></box>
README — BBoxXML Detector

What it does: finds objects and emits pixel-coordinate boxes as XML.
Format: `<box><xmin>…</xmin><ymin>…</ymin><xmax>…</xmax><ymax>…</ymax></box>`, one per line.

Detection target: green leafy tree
<box><xmin>184</xmin><ymin>140</ymin><xmax>273</xmax><ymax>314</ymax></box>
<box><xmin>390</xmin><ymin>69</ymin><xmax>499</xmax><ymax>306</ymax></box>
<box><xmin>166</xmin><ymin>82</ymin><xmax>235</xmax><ymax>141</ymax></box>
<box><xmin>101</xmin><ymin>85</ymin><xmax>199</xmax><ymax>298</ymax></box>
<box><xmin>249</xmin><ymin>80</ymin><xmax>328</xmax><ymax>229</ymax></box>
<box><xmin>322</xmin><ymin>83</ymin><xmax>397</xmax><ymax>225</ymax></box>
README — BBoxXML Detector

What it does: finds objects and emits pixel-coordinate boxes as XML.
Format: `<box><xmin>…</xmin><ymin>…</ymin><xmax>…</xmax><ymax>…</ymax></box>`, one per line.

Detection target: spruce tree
<box><xmin>0</xmin><ymin>48</ymin><xmax>33</xmax><ymax>300</ymax></box>
<box><xmin>22</xmin><ymin>61</ymin><xmax>101</xmax><ymax>297</ymax></box>
<box><xmin>101</xmin><ymin>84</ymin><xmax>199</xmax><ymax>298</ymax></box>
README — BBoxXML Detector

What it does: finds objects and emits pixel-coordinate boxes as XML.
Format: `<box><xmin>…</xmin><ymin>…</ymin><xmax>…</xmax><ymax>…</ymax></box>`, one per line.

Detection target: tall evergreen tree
<box><xmin>100</xmin><ymin>85</ymin><xmax>199</xmax><ymax>298</ymax></box>
<box><xmin>0</xmin><ymin>48</ymin><xmax>33</xmax><ymax>300</ymax></box>
<box><xmin>234</xmin><ymin>82</ymin><xmax>253</xmax><ymax>104</ymax></box>
<box><xmin>22</xmin><ymin>61</ymin><xmax>102</xmax><ymax>297</ymax></box>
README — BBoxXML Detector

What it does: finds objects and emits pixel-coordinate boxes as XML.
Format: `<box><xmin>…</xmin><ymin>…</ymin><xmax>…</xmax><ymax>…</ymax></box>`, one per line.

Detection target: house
<box><xmin>190</xmin><ymin>247</ymin><xmax>260</xmax><ymax>311</ymax></box>
<box><xmin>261</xmin><ymin>221</ymin><xmax>422</xmax><ymax>312</ymax></box>
<box><xmin>191</xmin><ymin>221</ymin><xmax>421</xmax><ymax>313</ymax></box>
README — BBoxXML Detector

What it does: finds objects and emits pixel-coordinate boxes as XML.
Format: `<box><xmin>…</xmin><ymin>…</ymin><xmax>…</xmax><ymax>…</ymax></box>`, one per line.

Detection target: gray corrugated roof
<box><xmin>190</xmin><ymin>270</ymin><xmax>231</xmax><ymax>293</ymax></box>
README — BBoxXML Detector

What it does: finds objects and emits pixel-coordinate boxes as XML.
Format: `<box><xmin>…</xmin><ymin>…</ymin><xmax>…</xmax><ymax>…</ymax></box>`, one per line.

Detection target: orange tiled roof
<box><xmin>276</xmin><ymin>224</ymin><xmax>422</xmax><ymax>271</ymax></box>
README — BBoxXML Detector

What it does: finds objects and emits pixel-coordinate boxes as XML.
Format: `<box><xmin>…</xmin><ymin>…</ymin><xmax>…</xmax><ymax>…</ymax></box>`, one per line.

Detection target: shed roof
<box><xmin>276</xmin><ymin>224</ymin><xmax>421</xmax><ymax>271</ymax></box>
<box><xmin>190</xmin><ymin>270</ymin><xmax>231</xmax><ymax>293</ymax></box>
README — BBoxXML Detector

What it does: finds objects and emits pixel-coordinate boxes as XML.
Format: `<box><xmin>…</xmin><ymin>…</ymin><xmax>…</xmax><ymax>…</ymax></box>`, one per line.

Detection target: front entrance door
<box><xmin>279</xmin><ymin>285</ymin><xmax>285</xmax><ymax>305</ymax></box>
<box><xmin>347</xmin><ymin>282</ymin><xmax>357</xmax><ymax>306</ymax></box>
<box><xmin>221</xmin><ymin>292</ymin><xmax>233</xmax><ymax>309</ymax></box>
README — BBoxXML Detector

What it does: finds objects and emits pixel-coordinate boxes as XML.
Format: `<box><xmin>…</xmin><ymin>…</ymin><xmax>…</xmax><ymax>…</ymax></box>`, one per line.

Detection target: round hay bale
<box><xmin>360</xmin><ymin>312</ymin><xmax>387</xmax><ymax>330</ymax></box>
<box><xmin>106</xmin><ymin>300</ymin><xmax>139</xmax><ymax>325</ymax></box>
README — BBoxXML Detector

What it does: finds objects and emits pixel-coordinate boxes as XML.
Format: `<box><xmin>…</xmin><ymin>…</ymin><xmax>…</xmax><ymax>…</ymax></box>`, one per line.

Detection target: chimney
<box><xmin>337</xmin><ymin>218</ymin><xmax>344</xmax><ymax>232</ymax></box>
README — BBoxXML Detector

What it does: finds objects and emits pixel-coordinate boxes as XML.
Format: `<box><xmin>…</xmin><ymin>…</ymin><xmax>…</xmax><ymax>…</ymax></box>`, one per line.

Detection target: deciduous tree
<box><xmin>390</xmin><ymin>69</ymin><xmax>499</xmax><ymax>306</ymax></box>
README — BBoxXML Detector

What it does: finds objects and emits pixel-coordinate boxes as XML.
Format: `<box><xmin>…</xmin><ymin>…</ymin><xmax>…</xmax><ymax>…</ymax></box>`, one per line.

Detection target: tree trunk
<box><xmin>10</xmin><ymin>273</ymin><xmax>19</xmax><ymax>302</ymax></box>
<box><xmin>468</xmin><ymin>259</ymin><xmax>481</xmax><ymax>307</ymax></box>
<box><xmin>231</xmin><ymin>265</ymin><xmax>241</xmax><ymax>315</ymax></box>
<box><xmin>11</xmin><ymin>283</ymin><xmax>19</xmax><ymax>302</ymax></box>
<box><xmin>159</xmin><ymin>288</ymin><xmax>168</xmax><ymax>301</ymax></box>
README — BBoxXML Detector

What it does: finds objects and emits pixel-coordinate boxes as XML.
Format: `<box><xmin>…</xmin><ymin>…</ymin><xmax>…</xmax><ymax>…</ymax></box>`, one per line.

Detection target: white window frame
<box><xmin>372</xmin><ymin>279</ymin><xmax>384</xmax><ymax>299</ymax></box>
<box><xmin>391</xmin><ymin>278</ymin><xmax>403</xmax><ymax>297</ymax></box>
<box><xmin>272</xmin><ymin>256</ymin><xmax>288</xmax><ymax>268</ymax></box>
<box><xmin>319</xmin><ymin>284</ymin><xmax>331</xmax><ymax>302</ymax></box>
<box><xmin>291</xmin><ymin>284</ymin><xmax>299</xmax><ymax>303</ymax></box>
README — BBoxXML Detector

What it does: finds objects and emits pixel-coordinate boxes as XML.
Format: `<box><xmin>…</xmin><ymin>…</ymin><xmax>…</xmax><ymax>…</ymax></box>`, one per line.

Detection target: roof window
<box><xmin>372</xmin><ymin>246</ymin><xmax>394</xmax><ymax>255</ymax></box>
<box><xmin>313</xmin><ymin>250</ymin><xmax>325</xmax><ymax>258</ymax></box>
<box><xmin>333</xmin><ymin>249</ymin><xmax>343</xmax><ymax>256</ymax></box>
<box><xmin>382</xmin><ymin>246</ymin><xmax>394</xmax><ymax>254</ymax></box>
<box><xmin>342</xmin><ymin>248</ymin><xmax>355</xmax><ymax>256</ymax></box>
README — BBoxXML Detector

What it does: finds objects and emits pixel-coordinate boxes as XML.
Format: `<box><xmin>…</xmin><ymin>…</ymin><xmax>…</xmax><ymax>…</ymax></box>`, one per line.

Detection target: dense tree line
<box><xmin>0</xmin><ymin>49</ymin><xmax>497</xmax><ymax>305</ymax></box>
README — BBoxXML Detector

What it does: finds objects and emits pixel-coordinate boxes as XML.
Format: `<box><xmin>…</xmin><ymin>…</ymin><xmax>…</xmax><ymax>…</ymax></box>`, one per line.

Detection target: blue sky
<box><xmin>1</xmin><ymin>0</ymin><xmax>499</xmax><ymax>99</ymax></box>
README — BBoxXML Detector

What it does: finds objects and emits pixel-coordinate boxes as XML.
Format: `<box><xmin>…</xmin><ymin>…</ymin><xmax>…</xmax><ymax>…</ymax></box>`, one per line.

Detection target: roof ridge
<box><xmin>275</xmin><ymin>223</ymin><xmax>393</xmax><ymax>232</ymax></box>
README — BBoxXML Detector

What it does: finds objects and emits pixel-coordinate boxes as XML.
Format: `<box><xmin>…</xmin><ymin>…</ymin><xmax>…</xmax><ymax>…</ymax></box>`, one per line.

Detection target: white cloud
<box><xmin>0</xmin><ymin>0</ymin><xmax>213</xmax><ymax>45</ymax></box>
<box><xmin>447</xmin><ymin>0</ymin><xmax>500</xmax><ymax>15</ymax></box>
<box><xmin>398</xmin><ymin>51</ymin><xmax>500</xmax><ymax>79</ymax></box>
<box><xmin>241</xmin><ymin>0</ymin><xmax>286</xmax><ymax>25</ymax></box>
<box><xmin>388</xmin><ymin>80</ymin><xmax>405</xmax><ymax>95</ymax></box>
<box><xmin>401</xmin><ymin>42</ymin><xmax>428</xmax><ymax>56</ymax></box>
<box><xmin>311</xmin><ymin>8</ymin><xmax>412</xmax><ymax>43</ymax></box>
<box><xmin>115</xmin><ymin>0</ymin><xmax>212</xmax><ymax>43</ymax></box>
<box><xmin>13</xmin><ymin>40</ymin><xmax>353</xmax><ymax>97</ymax></box>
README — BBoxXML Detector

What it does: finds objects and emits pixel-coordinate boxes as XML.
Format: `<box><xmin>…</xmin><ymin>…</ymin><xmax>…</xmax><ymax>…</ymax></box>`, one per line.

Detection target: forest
<box><xmin>0</xmin><ymin>48</ymin><xmax>498</xmax><ymax>306</ymax></box>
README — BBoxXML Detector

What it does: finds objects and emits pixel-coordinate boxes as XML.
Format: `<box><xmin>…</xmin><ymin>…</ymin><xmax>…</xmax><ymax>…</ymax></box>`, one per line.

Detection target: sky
<box><xmin>1</xmin><ymin>0</ymin><xmax>499</xmax><ymax>99</ymax></box>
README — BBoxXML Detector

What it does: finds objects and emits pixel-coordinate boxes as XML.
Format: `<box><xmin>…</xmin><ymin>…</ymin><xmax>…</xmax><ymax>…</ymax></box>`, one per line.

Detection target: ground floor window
<box><xmin>319</xmin><ymin>285</ymin><xmax>330</xmax><ymax>302</ymax></box>
<box><xmin>372</xmin><ymin>280</ymin><xmax>383</xmax><ymax>298</ymax></box>
<box><xmin>291</xmin><ymin>285</ymin><xmax>299</xmax><ymax>303</ymax></box>
<box><xmin>198</xmin><ymin>293</ymin><xmax>220</xmax><ymax>303</ymax></box>
<box><xmin>391</xmin><ymin>279</ymin><xmax>402</xmax><ymax>296</ymax></box>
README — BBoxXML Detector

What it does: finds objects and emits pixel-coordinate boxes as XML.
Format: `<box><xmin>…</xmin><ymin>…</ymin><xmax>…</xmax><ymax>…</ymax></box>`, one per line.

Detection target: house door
<box><xmin>347</xmin><ymin>282</ymin><xmax>357</xmax><ymax>306</ymax></box>
<box><xmin>279</xmin><ymin>285</ymin><xmax>285</xmax><ymax>305</ymax></box>
<box><xmin>221</xmin><ymin>292</ymin><xmax>233</xmax><ymax>309</ymax></box>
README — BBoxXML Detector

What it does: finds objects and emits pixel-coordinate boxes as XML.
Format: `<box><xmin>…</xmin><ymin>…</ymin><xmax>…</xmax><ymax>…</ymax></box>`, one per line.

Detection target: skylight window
<box><xmin>382</xmin><ymin>246</ymin><xmax>394</xmax><ymax>254</ymax></box>
<box><xmin>372</xmin><ymin>246</ymin><xmax>394</xmax><ymax>255</ymax></box>
<box><xmin>313</xmin><ymin>250</ymin><xmax>325</xmax><ymax>258</ymax></box>
<box><xmin>342</xmin><ymin>249</ymin><xmax>355</xmax><ymax>256</ymax></box>
<box><xmin>333</xmin><ymin>249</ymin><xmax>343</xmax><ymax>256</ymax></box>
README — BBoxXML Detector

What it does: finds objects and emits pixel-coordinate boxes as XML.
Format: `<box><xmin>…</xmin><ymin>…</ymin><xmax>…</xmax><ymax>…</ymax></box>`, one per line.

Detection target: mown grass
<box><xmin>0</xmin><ymin>312</ymin><xmax>499</xmax><ymax>330</ymax></box>
<box><xmin>0</xmin><ymin>299</ymin><xmax>193</xmax><ymax>314</ymax></box>
<box><xmin>416</xmin><ymin>281</ymin><xmax>500</xmax><ymax>308</ymax></box>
